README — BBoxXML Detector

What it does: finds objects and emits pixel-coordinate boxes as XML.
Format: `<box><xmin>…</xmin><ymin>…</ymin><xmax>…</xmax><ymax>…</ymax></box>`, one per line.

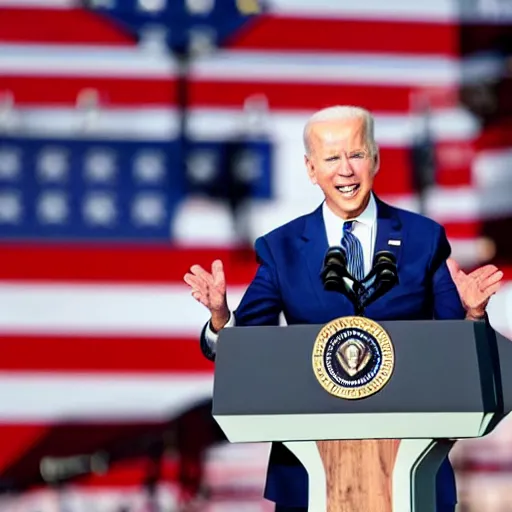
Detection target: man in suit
<box><xmin>184</xmin><ymin>105</ymin><xmax>503</xmax><ymax>512</ymax></box>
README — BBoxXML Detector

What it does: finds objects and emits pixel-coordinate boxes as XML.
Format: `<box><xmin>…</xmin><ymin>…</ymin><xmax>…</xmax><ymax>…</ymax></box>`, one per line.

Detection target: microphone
<box><xmin>321</xmin><ymin>246</ymin><xmax>361</xmax><ymax>306</ymax></box>
<box><xmin>360</xmin><ymin>250</ymin><xmax>399</xmax><ymax>309</ymax></box>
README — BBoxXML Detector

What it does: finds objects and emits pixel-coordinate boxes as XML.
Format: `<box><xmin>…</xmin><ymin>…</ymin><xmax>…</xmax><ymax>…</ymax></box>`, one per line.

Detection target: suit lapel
<box><xmin>363</xmin><ymin>196</ymin><xmax>404</xmax><ymax>316</ymax></box>
<box><xmin>300</xmin><ymin>204</ymin><xmax>328</xmax><ymax>292</ymax></box>
<box><xmin>373</xmin><ymin>196</ymin><xmax>403</xmax><ymax>268</ymax></box>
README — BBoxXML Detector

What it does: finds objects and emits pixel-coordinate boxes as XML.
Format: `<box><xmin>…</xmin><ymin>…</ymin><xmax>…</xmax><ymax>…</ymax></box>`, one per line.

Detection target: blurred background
<box><xmin>0</xmin><ymin>0</ymin><xmax>511</xmax><ymax>510</ymax></box>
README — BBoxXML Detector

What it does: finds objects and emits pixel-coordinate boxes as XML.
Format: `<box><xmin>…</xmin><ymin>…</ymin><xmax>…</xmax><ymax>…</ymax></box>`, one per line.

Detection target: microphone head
<box><xmin>324</xmin><ymin>246</ymin><xmax>347</xmax><ymax>266</ymax></box>
<box><xmin>321</xmin><ymin>246</ymin><xmax>346</xmax><ymax>290</ymax></box>
<box><xmin>379</xmin><ymin>268</ymin><xmax>398</xmax><ymax>285</ymax></box>
<box><xmin>372</xmin><ymin>250</ymin><xmax>399</xmax><ymax>287</ymax></box>
<box><xmin>321</xmin><ymin>246</ymin><xmax>358</xmax><ymax>301</ymax></box>
<box><xmin>372</xmin><ymin>250</ymin><xmax>396</xmax><ymax>266</ymax></box>
<box><xmin>323</xmin><ymin>272</ymin><xmax>344</xmax><ymax>291</ymax></box>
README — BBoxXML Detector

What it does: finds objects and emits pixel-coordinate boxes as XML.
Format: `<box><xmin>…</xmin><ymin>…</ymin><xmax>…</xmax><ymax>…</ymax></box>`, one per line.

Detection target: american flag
<box><xmin>0</xmin><ymin>0</ymin><xmax>511</xmax><ymax>509</ymax></box>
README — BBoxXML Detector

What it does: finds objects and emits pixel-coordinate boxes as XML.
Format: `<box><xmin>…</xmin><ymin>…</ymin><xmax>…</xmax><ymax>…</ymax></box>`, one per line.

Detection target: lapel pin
<box><xmin>388</xmin><ymin>240</ymin><xmax>401</xmax><ymax>246</ymax></box>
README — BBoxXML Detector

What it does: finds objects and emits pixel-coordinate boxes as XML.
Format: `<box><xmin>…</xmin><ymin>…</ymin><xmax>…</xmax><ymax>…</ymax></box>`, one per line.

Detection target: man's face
<box><xmin>305</xmin><ymin>117</ymin><xmax>378</xmax><ymax>219</ymax></box>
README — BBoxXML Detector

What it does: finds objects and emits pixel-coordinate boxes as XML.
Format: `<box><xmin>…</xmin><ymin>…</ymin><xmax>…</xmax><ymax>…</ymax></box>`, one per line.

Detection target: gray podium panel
<box><xmin>213</xmin><ymin>320</ymin><xmax>498</xmax><ymax>416</ymax></box>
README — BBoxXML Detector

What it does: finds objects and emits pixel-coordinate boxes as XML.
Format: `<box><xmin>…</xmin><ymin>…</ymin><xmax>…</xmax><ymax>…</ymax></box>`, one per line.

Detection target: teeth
<box><xmin>338</xmin><ymin>185</ymin><xmax>357</xmax><ymax>193</ymax></box>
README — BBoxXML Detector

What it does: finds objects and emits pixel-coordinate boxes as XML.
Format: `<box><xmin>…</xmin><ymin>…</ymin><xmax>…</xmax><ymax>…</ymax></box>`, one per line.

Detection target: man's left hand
<box><xmin>447</xmin><ymin>258</ymin><xmax>504</xmax><ymax>319</ymax></box>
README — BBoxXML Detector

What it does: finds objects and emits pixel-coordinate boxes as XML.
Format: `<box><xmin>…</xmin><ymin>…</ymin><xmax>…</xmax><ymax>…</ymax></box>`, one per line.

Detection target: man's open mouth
<box><xmin>336</xmin><ymin>184</ymin><xmax>360</xmax><ymax>197</ymax></box>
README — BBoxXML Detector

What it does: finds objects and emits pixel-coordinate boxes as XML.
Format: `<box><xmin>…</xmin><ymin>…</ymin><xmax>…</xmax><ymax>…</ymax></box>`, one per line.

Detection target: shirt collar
<box><xmin>322</xmin><ymin>192</ymin><xmax>377</xmax><ymax>228</ymax></box>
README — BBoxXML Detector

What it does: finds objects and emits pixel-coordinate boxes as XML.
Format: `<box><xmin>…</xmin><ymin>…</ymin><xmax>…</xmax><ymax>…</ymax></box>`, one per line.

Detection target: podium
<box><xmin>211</xmin><ymin>318</ymin><xmax>512</xmax><ymax>512</ymax></box>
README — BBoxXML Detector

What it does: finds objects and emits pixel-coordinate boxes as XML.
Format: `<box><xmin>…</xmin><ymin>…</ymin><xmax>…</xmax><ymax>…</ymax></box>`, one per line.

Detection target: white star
<box><xmin>138</xmin><ymin>0</ymin><xmax>166</xmax><ymax>11</ymax></box>
<box><xmin>0</xmin><ymin>191</ymin><xmax>22</xmax><ymax>224</ymax></box>
<box><xmin>83</xmin><ymin>193</ymin><xmax>116</xmax><ymax>226</ymax></box>
<box><xmin>0</xmin><ymin>146</ymin><xmax>21</xmax><ymax>180</ymax></box>
<box><xmin>84</xmin><ymin>149</ymin><xmax>116</xmax><ymax>184</ymax></box>
<box><xmin>37</xmin><ymin>192</ymin><xmax>69</xmax><ymax>225</ymax></box>
<box><xmin>131</xmin><ymin>193</ymin><xmax>166</xmax><ymax>227</ymax></box>
<box><xmin>37</xmin><ymin>147</ymin><xmax>68</xmax><ymax>183</ymax></box>
<box><xmin>185</xmin><ymin>0</ymin><xmax>214</xmax><ymax>14</ymax></box>
<box><xmin>188</xmin><ymin>27</ymin><xmax>217</xmax><ymax>55</ymax></box>
<box><xmin>139</xmin><ymin>24</ymin><xmax>169</xmax><ymax>54</ymax></box>
<box><xmin>186</xmin><ymin>150</ymin><xmax>218</xmax><ymax>183</ymax></box>
<box><xmin>133</xmin><ymin>151</ymin><xmax>165</xmax><ymax>184</ymax></box>
<box><xmin>233</xmin><ymin>150</ymin><xmax>263</xmax><ymax>183</ymax></box>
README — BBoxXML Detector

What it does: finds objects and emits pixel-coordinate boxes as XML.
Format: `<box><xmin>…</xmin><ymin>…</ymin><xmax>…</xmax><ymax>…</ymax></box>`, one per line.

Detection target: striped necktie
<box><xmin>341</xmin><ymin>220</ymin><xmax>365</xmax><ymax>283</ymax></box>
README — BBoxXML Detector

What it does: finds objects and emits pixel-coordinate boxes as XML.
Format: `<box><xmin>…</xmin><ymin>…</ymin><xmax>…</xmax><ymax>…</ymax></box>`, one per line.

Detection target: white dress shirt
<box><xmin>204</xmin><ymin>193</ymin><xmax>378</xmax><ymax>350</ymax></box>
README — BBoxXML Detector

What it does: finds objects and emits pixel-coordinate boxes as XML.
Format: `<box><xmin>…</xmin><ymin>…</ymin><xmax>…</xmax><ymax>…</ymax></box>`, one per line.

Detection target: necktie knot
<box><xmin>343</xmin><ymin>220</ymin><xmax>355</xmax><ymax>234</ymax></box>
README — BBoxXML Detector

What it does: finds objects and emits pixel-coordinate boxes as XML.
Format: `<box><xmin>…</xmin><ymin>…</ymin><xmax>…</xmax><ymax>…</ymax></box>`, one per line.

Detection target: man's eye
<box><xmin>326</xmin><ymin>156</ymin><xmax>339</xmax><ymax>162</ymax></box>
<box><xmin>350</xmin><ymin>153</ymin><xmax>364</xmax><ymax>159</ymax></box>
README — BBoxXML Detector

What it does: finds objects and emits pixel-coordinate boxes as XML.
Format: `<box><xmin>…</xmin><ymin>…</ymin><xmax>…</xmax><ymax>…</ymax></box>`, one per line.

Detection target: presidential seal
<box><xmin>312</xmin><ymin>316</ymin><xmax>395</xmax><ymax>400</ymax></box>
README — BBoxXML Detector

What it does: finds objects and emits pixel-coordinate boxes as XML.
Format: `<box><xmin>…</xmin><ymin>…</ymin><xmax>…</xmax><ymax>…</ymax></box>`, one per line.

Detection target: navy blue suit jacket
<box><xmin>200</xmin><ymin>197</ymin><xmax>466</xmax><ymax>508</ymax></box>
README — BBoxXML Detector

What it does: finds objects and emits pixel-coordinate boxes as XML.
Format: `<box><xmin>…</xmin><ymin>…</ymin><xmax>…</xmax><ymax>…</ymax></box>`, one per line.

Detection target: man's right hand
<box><xmin>184</xmin><ymin>259</ymin><xmax>230</xmax><ymax>332</ymax></box>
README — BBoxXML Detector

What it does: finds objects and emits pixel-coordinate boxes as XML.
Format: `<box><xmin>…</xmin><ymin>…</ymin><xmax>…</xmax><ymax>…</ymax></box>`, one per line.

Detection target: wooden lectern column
<box><xmin>317</xmin><ymin>439</ymin><xmax>400</xmax><ymax>512</ymax></box>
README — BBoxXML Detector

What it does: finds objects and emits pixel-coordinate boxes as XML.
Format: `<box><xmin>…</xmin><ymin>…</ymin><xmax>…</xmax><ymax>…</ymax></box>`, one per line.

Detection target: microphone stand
<box><xmin>321</xmin><ymin>247</ymin><xmax>367</xmax><ymax>317</ymax></box>
<box><xmin>351</xmin><ymin>284</ymin><xmax>366</xmax><ymax>317</ymax></box>
<box><xmin>322</xmin><ymin>248</ymin><xmax>399</xmax><ymax>318</ymax></box>
<box><xmin>355</xmin><ymin>302</ymin><xmax>365</xmax><ymax>317</ymax></box>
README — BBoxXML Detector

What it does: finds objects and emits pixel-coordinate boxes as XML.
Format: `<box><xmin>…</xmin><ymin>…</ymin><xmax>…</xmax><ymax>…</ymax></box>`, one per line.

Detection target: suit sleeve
<box><xmin>430</xmin><ymin>226</ymin><xmax>466</xmax><ymax>320</ymax></box>
<box><xmin>199</xmin><ymin>236</ymin><xmax>283</xmax><ymax>361</ymax></box>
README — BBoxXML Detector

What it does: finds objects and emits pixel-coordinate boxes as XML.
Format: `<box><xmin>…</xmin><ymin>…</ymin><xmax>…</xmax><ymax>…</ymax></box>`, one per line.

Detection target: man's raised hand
<box><xmin>184</xmin><ymin>259</ymin><xmax>230</xmax><ymax>332</ymax></box>
<box><xmin>447</xmin><ymin>258</ymin><xmax>503</xmax><ymax>319</ymax></box>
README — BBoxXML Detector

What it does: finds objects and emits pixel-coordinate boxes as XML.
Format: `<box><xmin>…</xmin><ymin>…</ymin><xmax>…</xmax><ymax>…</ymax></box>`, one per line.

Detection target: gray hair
<box><xmin>303</xmin><ymin>105</ymin><xmax>378</xmax><ymax>157</ymax></box>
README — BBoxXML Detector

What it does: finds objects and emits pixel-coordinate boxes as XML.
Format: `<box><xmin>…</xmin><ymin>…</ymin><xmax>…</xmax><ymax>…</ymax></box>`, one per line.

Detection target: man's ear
<box><xmin>305</xmin><ymin>154</ymin><xmax>317</xmax><ymax>184</ymax></box>
<box><xmin>372</xmin><ymin>150</ymin><xmax>380</xmax><ymax>176</ymax></box>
